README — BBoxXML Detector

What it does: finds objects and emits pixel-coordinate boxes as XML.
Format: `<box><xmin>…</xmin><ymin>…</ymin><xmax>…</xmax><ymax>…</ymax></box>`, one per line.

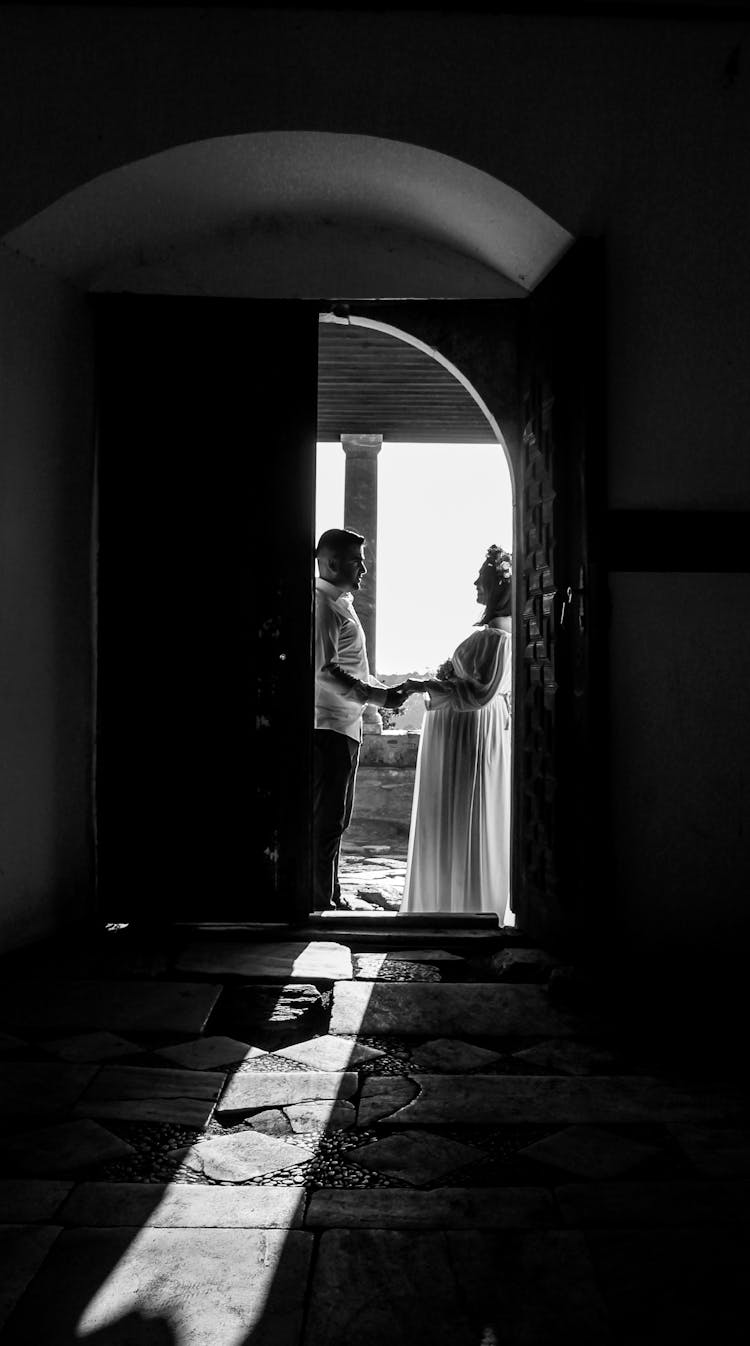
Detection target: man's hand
<box><xmin>383</xmin><ymin>682</ymin><xmax>412</xmax><ymax>709</ymax></box>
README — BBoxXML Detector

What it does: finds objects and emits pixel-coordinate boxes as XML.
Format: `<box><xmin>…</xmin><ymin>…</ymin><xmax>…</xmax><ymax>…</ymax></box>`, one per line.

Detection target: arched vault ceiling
<box><xmin>2</xmin><ymin>132</ymin><xmax>572</xmax><ymax>295</ymax></box>
<box><xmin>318</xmin><ymin>320</ymin><xmax>496</xmax><ymax>444</ymax></box>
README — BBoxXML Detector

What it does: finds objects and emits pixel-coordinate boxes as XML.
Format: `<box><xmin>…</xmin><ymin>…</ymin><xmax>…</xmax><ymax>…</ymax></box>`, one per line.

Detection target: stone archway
<box><xmin>315</xmin><ymin>308</ymin><xmax>516</xmax><ymax>917</ymax></box>
<box><xmin>3</xmin><ymin>130</ymin><xmax>591</xmax><ymax>940</ymax></box>
<box><xmin>318</xmin><ymin>309</ymin><xmax>514</xmax><ymax>668</ymax></box>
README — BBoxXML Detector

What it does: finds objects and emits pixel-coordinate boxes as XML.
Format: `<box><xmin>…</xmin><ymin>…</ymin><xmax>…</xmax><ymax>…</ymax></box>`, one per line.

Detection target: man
<box><xmin>314</xmin><ymin>528</ymin><xmax>409</xmax><ymax>910</ymax></box>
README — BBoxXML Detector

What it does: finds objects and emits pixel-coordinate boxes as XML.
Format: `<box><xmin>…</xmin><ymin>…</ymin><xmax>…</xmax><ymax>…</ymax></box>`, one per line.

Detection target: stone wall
<box><xmin>352</xmin><ymin>731</ymin><xmax>420</xmax><ymax>842</ymax></box>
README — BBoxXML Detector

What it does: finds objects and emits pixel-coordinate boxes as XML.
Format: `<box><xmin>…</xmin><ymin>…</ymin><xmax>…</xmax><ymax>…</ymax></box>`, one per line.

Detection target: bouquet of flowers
<box><xmin>486</xmin><ymin>544</ymin><xmax>512</xmax><ymax>582</ymax></box>
<box><xmin>436</xmin><ymin>658</ymin><xmax>455</xmax><ymax>681</ymax></box>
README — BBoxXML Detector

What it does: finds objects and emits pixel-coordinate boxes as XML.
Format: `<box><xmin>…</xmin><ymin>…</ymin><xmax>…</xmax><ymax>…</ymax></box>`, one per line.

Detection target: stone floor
<box><xmin>1</xmin><ymin>916</ymin><xmax>749</xmax><ymax>1344</ymax></box>
<box><xmin>338</xmin><ymin>830</ymin><xmax>516</xmax><ymax>928</ymax></box>
<box><xmin>337</xmin><ymin>832</ymin><xmax>408</xmax><ymax>911</ymax></box>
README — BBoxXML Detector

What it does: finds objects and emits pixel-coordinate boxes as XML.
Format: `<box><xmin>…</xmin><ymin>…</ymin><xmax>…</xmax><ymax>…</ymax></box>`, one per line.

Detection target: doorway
<box><xmin>314</xmin><ymin>312</ymin><xmax>515</xmax><ymax>920</ymax></box>
<box><xmin>93</xmin><ymin>252</ymin><xmax>604</xmax><ymax>951</ymax></box>
<box><xmin>2</xmin><ymin>130</ymin><xmax>603</xmax><ymax>955</ymax></box>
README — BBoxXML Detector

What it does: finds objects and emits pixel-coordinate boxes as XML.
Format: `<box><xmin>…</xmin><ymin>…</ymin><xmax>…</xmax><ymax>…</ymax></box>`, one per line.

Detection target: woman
<box><xmin>400</xmin><ymin>545</ymin><xmax>512</xmax><ymax>923</ymax></box>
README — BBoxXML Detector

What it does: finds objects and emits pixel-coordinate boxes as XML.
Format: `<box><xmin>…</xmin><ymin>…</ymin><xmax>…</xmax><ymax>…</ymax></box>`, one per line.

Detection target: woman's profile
<box><xmin>400</xmin><ymin>544</ymin><xmax>513</xmax><ymax>923</ymax></box>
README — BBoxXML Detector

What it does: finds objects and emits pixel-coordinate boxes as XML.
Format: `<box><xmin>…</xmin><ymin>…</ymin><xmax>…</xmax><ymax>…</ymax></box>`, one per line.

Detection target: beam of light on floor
<box><xmin>74</xmin><ymin>948</ymin><xmax>377</xmax><ymax>1345</ymax></box>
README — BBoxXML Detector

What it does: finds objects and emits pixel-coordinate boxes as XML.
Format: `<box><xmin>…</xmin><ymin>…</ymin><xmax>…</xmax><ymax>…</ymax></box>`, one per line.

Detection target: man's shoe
<box><xmin>331</xmin><ymin>892</ymin><xmax>353</xmax><ymax>911</ymax></box>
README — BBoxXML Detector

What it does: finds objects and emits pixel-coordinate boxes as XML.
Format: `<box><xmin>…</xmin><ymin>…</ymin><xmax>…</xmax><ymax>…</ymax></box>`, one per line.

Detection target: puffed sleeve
<box><xmin>425</xmin><ymin>629</ymin><xmax>508</xmax><ymax>712</ymax></box>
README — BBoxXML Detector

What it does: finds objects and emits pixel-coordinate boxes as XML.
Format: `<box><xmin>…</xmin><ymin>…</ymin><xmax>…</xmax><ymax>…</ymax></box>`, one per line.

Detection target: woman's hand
<box><xmin>405</xmin><ymin>677</ymin><xmax>427</xmax><ymax>693</ymax></box>
<box><xmin>407</xmin><ymin>677</ymin><xmax>444</xmax><ymax>695</ymax></box>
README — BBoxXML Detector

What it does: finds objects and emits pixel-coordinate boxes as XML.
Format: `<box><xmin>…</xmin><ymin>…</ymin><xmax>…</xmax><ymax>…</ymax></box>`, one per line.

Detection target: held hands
<box><xmin>404</xmin><ymin>677</ymin><xmax>427</xmax><ymax>694</ymax></box>
<box><xmin>405</xmin><ymin>677</ymin><xmax>444</xmax><ymax>696</ymax></box>
<box><xmin>380</xmin><ymin>675</ymin><xmax>448</xmax><ymax>709</ymax></box>
<box><xmin>383</xmin><ymin>682</ymin><xmax>414</xmax><ymax>709</ymax></box>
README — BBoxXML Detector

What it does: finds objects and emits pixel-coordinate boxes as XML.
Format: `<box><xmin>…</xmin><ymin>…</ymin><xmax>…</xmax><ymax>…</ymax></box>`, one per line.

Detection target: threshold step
<box><xmin>171</xmin><ymin>922</ymin><xmax>509</xmax><ymax>950</ymax></box>
<box><xmin>285</xmin><ymin>928</ymin><xmax>506</xmax><ymax>949</ymax></box>
<box><xmin>306</xmin><ymin>913</ymin><xmax>500</xmax><ymax>931</ymax></box>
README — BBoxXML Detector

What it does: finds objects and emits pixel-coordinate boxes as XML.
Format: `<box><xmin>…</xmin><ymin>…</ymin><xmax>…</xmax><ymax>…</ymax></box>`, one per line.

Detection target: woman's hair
<box><xmin>476</xmin><ymin>544</ymin><xmax>512</xmax><ymax>624</ymax></box>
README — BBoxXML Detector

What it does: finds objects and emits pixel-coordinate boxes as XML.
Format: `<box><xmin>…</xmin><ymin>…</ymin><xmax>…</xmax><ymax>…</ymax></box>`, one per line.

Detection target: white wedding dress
<box><xmin>400</xmin><ymin>620</ymin><xmax>512</xmax><ymax>922</ymax></box>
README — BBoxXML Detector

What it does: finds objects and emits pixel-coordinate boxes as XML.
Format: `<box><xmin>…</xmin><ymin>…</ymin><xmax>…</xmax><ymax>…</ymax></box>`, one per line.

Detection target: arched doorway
<box><xmin>315</xmin><ymin>312</ymin><xmax>515</xmax><ymax>920</ymax></box>
<box><xmin>2</xmin><ymin>132</ymin><xmax>605</xmax><ymax>955</ymax></box>
<box><xmin>312</xmin><ymin>287</ymin><xmax>608</xmax><ymax>956</ymax></box>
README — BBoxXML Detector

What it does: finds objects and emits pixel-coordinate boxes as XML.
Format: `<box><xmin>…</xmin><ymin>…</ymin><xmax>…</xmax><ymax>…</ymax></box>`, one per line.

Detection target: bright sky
<box><xmin>316</xmin><ymin>441</ymin><xmax>513</xmax><ymax>673</ymax></box>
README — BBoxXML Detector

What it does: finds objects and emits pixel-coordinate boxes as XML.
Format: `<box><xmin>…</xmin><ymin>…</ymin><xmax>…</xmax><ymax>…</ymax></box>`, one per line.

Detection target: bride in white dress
<box><xmin>400</xmin><ymin>545</ymin><xmax>512</xmax><ymax>922</ymax></box>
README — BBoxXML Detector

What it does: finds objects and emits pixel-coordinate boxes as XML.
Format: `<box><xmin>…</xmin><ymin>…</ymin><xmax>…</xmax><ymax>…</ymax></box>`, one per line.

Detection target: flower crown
<box><xmin>484</xmin><ymin>544</ymin><xmax>512</xmax><ymax>584</ymax></box>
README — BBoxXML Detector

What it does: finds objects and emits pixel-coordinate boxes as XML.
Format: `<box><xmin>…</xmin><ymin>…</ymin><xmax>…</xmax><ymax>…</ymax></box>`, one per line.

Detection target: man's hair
<box><xmin>315</xmin><ymin>528</ymin><xmax>365</xmax><ymax>559</ymax></box>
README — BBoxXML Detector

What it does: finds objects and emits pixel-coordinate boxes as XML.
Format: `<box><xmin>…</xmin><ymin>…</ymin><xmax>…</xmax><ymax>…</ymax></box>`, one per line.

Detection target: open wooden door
<box><xmin>94</xmin><ymin>297</ymin><xmax>318</xmax><ymax>924</ymax></box>
<box><xmin>512</xmin><ymin>241</ymin><xmax>608</xmax><ymax>953</ymax></box>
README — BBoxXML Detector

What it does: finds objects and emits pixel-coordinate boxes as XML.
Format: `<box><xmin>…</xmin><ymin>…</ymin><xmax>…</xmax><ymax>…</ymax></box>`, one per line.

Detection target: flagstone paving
<box><xmin>154</xmin><ymin>1035</ymin><xmax>264</xmax><ymax>1070</ymax></box>
<box><xmin>272</xmin><ymin>1034</ymin><xmax>384</xmax><ymax>1071</ymax></box>
<box><xmin>0</xmin><ymin>1181</ymin><xmax>72</xmax><ymax>1224</ymax></box>
<box><xmin>75</xmin><ymin>1096</ymin><xmax>221</xmax><ymax>1126</ymax></box>
<box><xmin>0</xmin><ymin>1225</ymin><xmax>62</xmax><ymax>1334</ymax></box>
<box><xmin>305</xmin><ymin>1186</ymin><xmax>558</xmax><ymax>1228</ymax></box>
<box><xmin>249</xmin><ymin>1108</ymin><xmax>295</xmax><ymax>1137</ymax></box>
<box><xmin>408</xmin><ymin>1037</ymin><xmax>503</xmax><ymax>1072</ymax></box>
<box><xmin>176</xmin><ymin>940</ymin><xmax>353</xmax><ymax>982</ymax></box>
<box><xmin>357</xmin><ymin>1072</ymin><xmax>743</xmax><ymax>1126</ymax></box>
<box><xmin>0</xmin><ymin>1226</ymin><xmax>314</xmax><ymax>1346</ymax></box>
<box><xmin>0</xmin><ymin>1062</ymin><xmax>97</xmax><ymax>1121</ymax></box>
<box><xmin>518</xmin><ymin>1123</ymin><xmax>662</xmax><ymax>1179</ymax></box>
<box><xmin>329</xmin><ymin>981</ymin><xmax>585</xmax><ymax>1037</ymax></box>
<box><xmin>512</xmin><ymin>1037</ymin><xmax>620</xmax><ymax>1075</ymax></box>
<box><xmin>172</xmin><ymin>1130</ymin><xmax>315</xmax><ymax>1181</ymax></box>
<box><xmin>346</xmin><ymin>1131</ymin><xmax>483</xmax><ymax>1186</ymax></box>
<box><xmin>3</xmin><ymin>1119</ymin><xmax>136</xmax><ymax>1175</ymax></box>
<box><xmin>217</xmin><ymin>1069</ymin><xmax>358</xmax><ymax>1115</ymax></box>
<box><xmin>0</xmin><ymin>980</ymin><xmax>222</xmax><ymax>1034</ymax></box>
<box><xmin>357</xmin><ymin>1076</ymin><xmax>419</xmax><ymax>1126</ymax></box>
<box><xmin>1</xmin><ymin>922</ymin><xmax>748</xmax><ymax>1343</ymax></box>
<box><xmin>59</xmin><ymin>1182</ymin><xmax>304</xmax><ymax>1227</ymax></box>
<box><xmin>218</xmin><ymin>982</ymin><xmax>324</xmax><ymax>1037</ymax></box>
<box><xmin>284</xmin><ymin>1100</ymin><xmax>357</xmax><ymax>1133</ymax></box>
<box><xmin>338</xmin><ymin>850</ymin><xmax>407</xmax><ymax>912</ymax></box>
<box><xmin>40</xmin><ymin>1031</ymin><xmax>144</xmax><ymax>1063</ymax></box>
<box><xmin>74</xmin><ymin>1064</ymin><xmax>226</xmax><ymax>1127</ymax></box>
<box><xmin>304</xmin><ymin>1228</ymin><xmax>614</xmax><ymax>1346</ymax></box>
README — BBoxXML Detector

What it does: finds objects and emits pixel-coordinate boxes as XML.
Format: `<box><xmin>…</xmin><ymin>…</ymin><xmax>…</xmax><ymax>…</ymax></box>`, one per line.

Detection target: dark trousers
<box><xmin>313</xmin><ymin>728</ymin><xmax>360</xmax><ymax>909</ymax></box>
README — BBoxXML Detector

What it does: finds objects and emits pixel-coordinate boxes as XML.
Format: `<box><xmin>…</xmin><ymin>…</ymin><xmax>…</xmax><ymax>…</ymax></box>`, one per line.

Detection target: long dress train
<box><xmin>400</xmin><ymin>622</ymin><xmax>511</xmax><ymax>922</ymax></box>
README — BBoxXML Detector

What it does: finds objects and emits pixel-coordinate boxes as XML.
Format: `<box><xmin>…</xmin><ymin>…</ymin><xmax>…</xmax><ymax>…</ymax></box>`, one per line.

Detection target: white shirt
<box><xmin>315</xmin><ymin>578</ymin><xmax>388</xmax><ymax>742</ymax></box>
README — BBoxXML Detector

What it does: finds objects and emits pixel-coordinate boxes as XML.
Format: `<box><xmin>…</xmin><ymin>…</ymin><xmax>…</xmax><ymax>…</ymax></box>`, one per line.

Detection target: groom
<box><xmin>313</xmin><ymin>528</ymin><xmax>410</xmax><ymax>910</ymax></box>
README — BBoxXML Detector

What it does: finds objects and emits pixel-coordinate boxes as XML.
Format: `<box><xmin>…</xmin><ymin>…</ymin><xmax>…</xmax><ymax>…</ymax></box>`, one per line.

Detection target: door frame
<box><xmin>336</xmin><ymin>270</ymin><xmax>607</xmax><ymax>953</ymax></box>
<box><xmin>90</xmin><ymin>276</ymin><xmax>607</xmax><ymax>947</ymax></box>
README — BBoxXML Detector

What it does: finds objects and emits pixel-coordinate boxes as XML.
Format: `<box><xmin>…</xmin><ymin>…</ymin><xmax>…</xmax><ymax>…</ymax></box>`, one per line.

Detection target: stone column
<box><xmin>342</xmin><ymin>433</ymin><xmax>383</xmax><ymax>734</ymax></box>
